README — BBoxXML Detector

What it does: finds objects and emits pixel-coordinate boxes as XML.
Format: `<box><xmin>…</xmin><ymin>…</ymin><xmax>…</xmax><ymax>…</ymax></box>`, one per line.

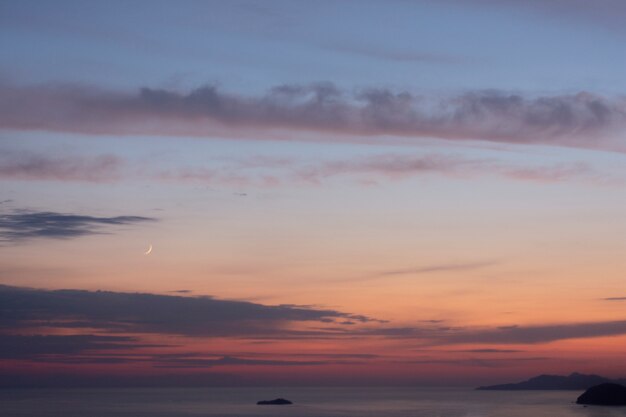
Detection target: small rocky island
<box><xmin>576</xmin><ymin>383</ymin><xmax>626</xmax><ymax>406</ymax></box>
<box><xmin>257</xmin><ymin>398</ymin><xmax>293</xmax><ymax>405</ymax></box>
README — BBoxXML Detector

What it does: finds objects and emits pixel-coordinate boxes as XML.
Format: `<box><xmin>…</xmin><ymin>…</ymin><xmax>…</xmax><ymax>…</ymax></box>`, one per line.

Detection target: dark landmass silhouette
<box><xmin>257</xmin><ymin>398</ymin><xmax>293</xmax><ymax>405</ymax></box>
<box><xmin>477</xmin><ymin>372</ymin><xmax>626</xmax><ymax>390</ymax></box>
<box><xmin>577</xmin><ymin>383</ymin><xmax>626</xmax><ymax>405</ymax></box>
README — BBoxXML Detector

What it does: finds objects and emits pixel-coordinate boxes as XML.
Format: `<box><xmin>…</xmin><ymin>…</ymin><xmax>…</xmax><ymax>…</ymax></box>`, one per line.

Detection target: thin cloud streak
<box><xmin>440</xmin><ymin>320</ymin><xmax>626</xmax><ymax>345</ymax></box>
<box><xmin>442</xmin><ymin>0</ymin><xmax>626</xmax><ymax>35</ymax></box>
<box><xmin>379</xmin><ymin>261</ymin><xmax>498</xmax><ymax>277</ymax></box>
<box><xmin>114</xmin><ymin>154</ymin><xmax>626</xmax><ymax>187</ymax></box>
<box><xmin>0</xmin><ymin>335</ymin><xmax>161</xmax><ymax>360</ymax></box>
<box><xmin>295</xmin><ymin>154</ymin><xmax>623</xmax><ymax>186</ymax></box>
<box><xmin>404</xmin><ymin>356</ymin><xmax>550</xmax><ymax>368</ymax></box>
<box><xmin>327</xmin><ymin>42</ymin><xmax>469</xmax><ymax>64</ymax></box>
<box><xmin>3</xmin><ymin>149</ymin><xmax>620</xmax><ymax>187</ymax></box>
<box><xmin>456</xmin><ymin>349</ymin><xmax>523</xmax><ymax>353</ymax></box>
<box><xmin>2</xmin><ymin>83</ymin><xmax>626</xmax><ymax>151</ymax></box>
<box><xmin>151</xmin><ymin>356</ymin><xmax>354</xmax><ymax>369</ymax></box>
<box><xmin>336</xmin><ymin>261</ymin><xmax>498</xmax><ymax>283</ymax></box>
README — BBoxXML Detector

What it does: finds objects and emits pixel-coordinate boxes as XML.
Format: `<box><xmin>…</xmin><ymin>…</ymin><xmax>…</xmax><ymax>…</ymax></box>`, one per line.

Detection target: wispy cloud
<box><xmin>4</xmin><ymin>148</ymin><xmax>619</xmax><ymax>187</ymax></box>
<box><xmin>440</xmin><ymin>320</ymin><xmax>626</xmax><ymax>345</ymax></box>
<box><xmin>316</xmin><ymin>319</ymin><xmax>626</xmax><ymax>346</ymax></box>
<box><xmin>405</xmin><ymin>356</ymin><xmax>550</xmax><ymax>368</ymax></box>
<box><xmin>456</xmin><ymin>348</ymin><xmax>523</xmax><ymax>353</ymax></box>
<box><xmin>4</xmin><ymin>350</ymin><xmax>347</xmax><ymax>369</ymax></box>
<box><xmin>327</xmin><ymin>42</ymin><xmax>468</xmax><ymax>64</ymax></box>
<box><xmin>0</xmin><ymin>335</ymin><xmax>159</xmax><ymax>360</ymax></box>
<box><xmin>0</xmin><ymin>211</ymin><xmax>155</xmax><ymax>242</ymax></box>
<box><xmin>338</xmin><ymin>260</ymin><xmax>498</xmax><ymax>283</ymax></box>
<box><xmin>604</xmin><ymin>297</ymin><xmax>626</xmax><ymax>301</ymax></box>
<box><xmin>2</xmin><ymin>82</ymin><xmax>625</xmax><ymax>151</ymax></box>
<box><xmin>379</xmin><ymin>261</ymin><xmax>498</xmax><ymax>277</ymax></box>
<box><xmin>443</xmin><ymin>0</ymin><xmax>626</xmax><ymax>35</ymax></box>
<box><xmin>160</xmin><ymin>154</ymin><xmax>624</xmax><ymax>188</ymax></box>
<box><xmin>151</xmin><ymin>355</ymin><xmax>344</xmax><ymax>369</ymax></box>
<box><xmin>0</xmin><ymin>149</ymin><xmax>123</xmax><ymax>182</ymax></box>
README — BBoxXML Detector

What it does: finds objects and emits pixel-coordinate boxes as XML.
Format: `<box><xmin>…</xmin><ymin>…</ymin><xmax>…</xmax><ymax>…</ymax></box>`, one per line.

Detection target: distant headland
<box><xmin>477</xmin><ymin>372</ymin><xmax>626</xmax><ymax>390</ymax></box>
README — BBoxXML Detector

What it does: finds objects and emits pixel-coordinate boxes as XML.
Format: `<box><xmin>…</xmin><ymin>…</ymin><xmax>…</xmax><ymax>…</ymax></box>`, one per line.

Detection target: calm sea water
<box><xmin>1</xmin><ymin>387</ymin><xmax>626</xmax><ymax>417</ymax></box>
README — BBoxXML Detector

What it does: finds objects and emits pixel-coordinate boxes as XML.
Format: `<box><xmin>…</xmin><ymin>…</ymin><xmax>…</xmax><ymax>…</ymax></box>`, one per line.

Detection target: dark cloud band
<box><xmin>0</xmin><ymin>285</ymin><xmax>379</xmax><ymax>338</ymax></box>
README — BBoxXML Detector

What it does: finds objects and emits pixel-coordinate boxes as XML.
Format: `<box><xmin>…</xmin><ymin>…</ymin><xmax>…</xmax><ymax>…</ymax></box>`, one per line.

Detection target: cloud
<box><xmin>308</xmin><ymin>319</ymin><xmax>626</xmax><ymax>346</ymax></box>
<box><xmin>405</xmin><ymin>356</ymin><xmax>550</xmax><ymax>368</ymax></box>
<box><xmin>0</xmin><ymin>285</ymin><xmax>380</xmax><ymax>339</ymax></box>
<box><xmin>3</xmin><ymin>285</ymin><xmax>626</xmax><ymax>353</ymax></box>
<box><xmin>0</xmin><ymin>149</ymin><xmax>123</xmax><ymax>182</ymax></box>
<box><xmin>0</xmin><ymin>211</ymin><xmax>156</xmax><ymax>242</ymax></box>
<box><xmin>443</xmin><ymin>0</ymin><xmax>626</xmax><ymax>35</ymax></box>
<box><xmin>604</xmin><ymin>297</ymin><xmax>626</xmax><ymax>301</ymax></box>
<box><xmin>288</xmin><ymin>352</ymin><xmax>380</xmax><ymax>359</ymax></box>
<box><xmin>375</xmin><ymin>261</ymin><xmax>497</xmax><ymax>278</ymax></box>
<box><xmin>0</xmin><ymin>285</ymin><xmax>386</xmax><ymax>376</ymax></box>
<box><xmin>5</xmin><ymin>147</ymin><xmax>616</xmax><ymax>188</ymax></box>
<box><xmin>2</xmin><ymin>83</ymin><xmax>626</xmax><ymax>151</ymax></box>
<box><xmin>456</xmin><ymin>349</ymin><xmax>523</xmax><ymax>353</ymax></box>
<box><xmin>0</xmin><ymin>335</ymin><xmax>157</xmax><ymax>360</ymax></box>
<box><xmin>440</xmin><ymin>320</ymin><xmax>626</xmax><ymax>345</ymax></box>
<box><xmin>0</xmin><ymin>371</ymin><xmax>243</xmax><ymax>389</ymax></box>
<box><xmin>302</xmin><ymin>153</ymin><xmax>625</xmax><ymax>186</ymax></box>
<box><xmin>2</xmin><ymin>284</ymin><xmax>626</xmax><ymax>385</ymax></box>
<box><xmin>1</xmin><ymin>349</ymin><xmax>340</xmax><ymax>368</ymax></box>
<box><xmin>327</xmin><ymin>42</ymin><xmax>468</xmax><ymax>64</ymax></box>
<box><xmin>151</xmin><ymin>355</ymin><xmax>338</xmax><ymax>369</ymax></box>
<box><xmin>164</xmin><ymin>153</ymin><xmax>620</xmax><ymax>188</ymax></box>
<box><xmin>4</xmin><ymin>285</ymin><xmax>626</xmax><ymax>347</ymax></box>
<box><xmin>334</xmin><ymin>260</ymin><xmax>498</xmax><ymax>283</ymax></box>
<box><xmin>0</xmin><ymin>333</ymin><xmax>368</xmax><ymax>369</ymax></box>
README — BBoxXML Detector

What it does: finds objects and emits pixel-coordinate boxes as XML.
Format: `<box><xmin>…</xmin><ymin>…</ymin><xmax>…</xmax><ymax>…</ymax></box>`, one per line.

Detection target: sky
<box><xmin>1</xmin><ymin>0</ymin><xmax>626</xmax><ymax>388</ymax></box>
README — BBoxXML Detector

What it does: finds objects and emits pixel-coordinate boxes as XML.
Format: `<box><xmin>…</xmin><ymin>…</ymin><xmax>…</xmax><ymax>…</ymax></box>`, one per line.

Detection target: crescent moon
<box><xmin>144</xmin><ymin>244</ymin><xmax>153</xmax><ymax>255</ymax></box>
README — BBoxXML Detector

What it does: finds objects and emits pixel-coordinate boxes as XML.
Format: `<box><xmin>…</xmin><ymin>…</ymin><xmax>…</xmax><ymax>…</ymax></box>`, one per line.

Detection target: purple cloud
<box><xmin>2</xmin><ymin>83</ymin><xmax>626</xmax><ymax>151</ymax></box>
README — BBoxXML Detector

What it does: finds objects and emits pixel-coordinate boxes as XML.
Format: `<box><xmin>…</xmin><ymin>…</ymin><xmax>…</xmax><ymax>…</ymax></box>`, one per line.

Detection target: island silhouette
<box><xmin>257</xmin><ymin>398</ymin><xmax>293</xmax><ymax>405</ymax></box>
<box><xmin>477</xmin><ymin>372</ymin><xmax>626</xmax><ymax>390</ymax></box>
<box><xmin>577</xmin><ymin>383</ymin><xmax>626</xmax><ymax>405</ymax></box>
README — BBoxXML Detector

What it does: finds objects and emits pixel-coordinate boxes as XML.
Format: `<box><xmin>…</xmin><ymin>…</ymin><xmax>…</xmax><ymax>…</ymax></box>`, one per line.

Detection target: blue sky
<box><xmin>2</xmin><ymin>0</ymin><xmax>626</xmax><ymax>93</ymax></box>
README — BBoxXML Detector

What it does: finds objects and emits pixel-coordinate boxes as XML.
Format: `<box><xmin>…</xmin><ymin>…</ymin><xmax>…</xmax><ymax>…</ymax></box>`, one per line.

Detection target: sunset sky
<box><xmin>2</xmin><ymin>0</ymin><xmax>626</xmax><ymax>387</ymax></box>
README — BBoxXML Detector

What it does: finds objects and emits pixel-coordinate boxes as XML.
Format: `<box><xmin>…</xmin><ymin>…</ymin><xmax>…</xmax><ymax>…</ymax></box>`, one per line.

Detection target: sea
<box><xmin>1</xmin><ymin>387</ymin><xmax>625</xmax><ymax>417</ymax></box>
